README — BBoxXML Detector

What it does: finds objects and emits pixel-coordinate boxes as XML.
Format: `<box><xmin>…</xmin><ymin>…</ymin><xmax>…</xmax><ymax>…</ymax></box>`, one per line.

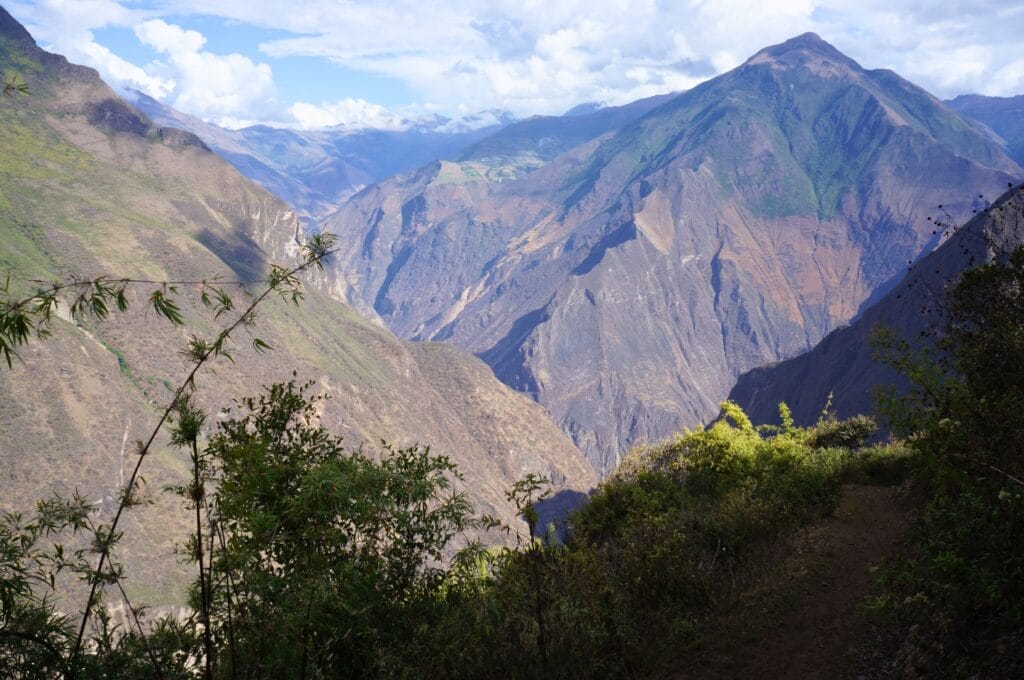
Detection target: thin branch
<box><xmin>80</xmin><ymin>510</ymin><xmax>166</xmax><ymax>679</ymax></box>
<box><xmin>211</xmin><ymin>510</ymin><xmax>240</xmax><ymax>680</ymax></box>
<box><xmin>6</xmin><ymin>276</ymin><xmax>254</xmax><ymax>313</ymax></box>
<box><xmin>114</xmin><ymin>578</ymin><xmax>166</xmax><ymax>679</ymax></box>
<box><xmin>191</xmin><ymin>436</ymin><xmax>214</xmax><ymax>680</ymax></box>
<box><xmin>982</xmin><ymin>462</ymin><xmax>1024</xmax><ymax>488</ymax></box>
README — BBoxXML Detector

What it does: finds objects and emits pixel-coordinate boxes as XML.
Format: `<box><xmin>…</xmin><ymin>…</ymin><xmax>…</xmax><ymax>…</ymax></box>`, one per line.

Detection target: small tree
<box><xmin>178</xmin><ymin>379</ymin><xmax>474</xmax><ymax>677</ymax></box>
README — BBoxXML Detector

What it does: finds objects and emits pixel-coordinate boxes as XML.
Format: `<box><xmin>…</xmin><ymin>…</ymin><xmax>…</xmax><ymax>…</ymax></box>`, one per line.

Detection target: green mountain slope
<box><xmin>453</xmin><ymin>93</ymin><xmax>675</xmax><ymax>178</ymax></box>
<box><xmin>0</xmin><ymin>8</ymin><xmax>595</xmax><ymax>605</ymax></box>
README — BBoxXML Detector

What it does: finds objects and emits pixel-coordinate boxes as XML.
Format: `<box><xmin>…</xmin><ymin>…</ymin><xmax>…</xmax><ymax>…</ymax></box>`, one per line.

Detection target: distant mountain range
<box><xmin>0</xmin><ymin>6</ymin><xmax>595</xmax><ymax>603</ymax></box>
<box><xmin>129</xmin><ymin>91</ymin><xmax>517</xmax><ymax>224</ymax></box>
<box><xmin>454</xmin><ymin>93</ymin><xmax>677</xmax><ymax>178</ymax></box>
<box><xmin>129</xmin><ymin>90</ymin><xmax>691</xmax><ymax>226</ymax></box>
<box><xmin>320</xmin><ymin>33</ymin><xmax>1021</xmax><ymax>474</ymax></box>
<box><xmin>4</xmin><ymin>0</ymin><xmax>1019</xmax><ymax>497</ymax></box>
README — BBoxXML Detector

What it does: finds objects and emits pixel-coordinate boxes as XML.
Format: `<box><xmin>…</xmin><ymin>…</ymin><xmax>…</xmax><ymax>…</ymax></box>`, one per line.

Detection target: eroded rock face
<box><xmin>324</xmin><ymin>33</ymin><xmax>1020</xmax><ymax>474</ymax></box>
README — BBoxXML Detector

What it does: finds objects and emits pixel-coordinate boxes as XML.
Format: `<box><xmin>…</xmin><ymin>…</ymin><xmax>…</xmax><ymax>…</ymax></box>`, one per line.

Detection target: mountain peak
<box><xmin>781</xmin><ymin>32</ymin><xmax>833</xmax><ymax>50</ymax></box>
<box><xmin>746</xmin><ymin>32</ymin><xmax>861</xmax><ymax>72</ymax></box>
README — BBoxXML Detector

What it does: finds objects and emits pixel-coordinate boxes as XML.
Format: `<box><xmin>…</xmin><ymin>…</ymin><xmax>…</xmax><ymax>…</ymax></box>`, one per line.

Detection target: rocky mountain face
<box><xmin>947</xmin><ymin>94</ymin><xmax>1024</xmax><ymax>167</ymax></box>
<box><xmin>0</xmin><ymin>8</ymin><xmax>595</xmax><ymax>604</ymax></box>
<box><xmin>129</xmin><ymin>91</ymin><xmax>515</xmax><ymax>224</ymax></box>
<box><xmin>730</xmin><ymin>182</ymin><xmax>1024</xmax><ymax>426</ymax></box>
<box><xmin>322</xmin><ymin>33</ymin><xmax>1021</xmax><ymax>475</ymax></box>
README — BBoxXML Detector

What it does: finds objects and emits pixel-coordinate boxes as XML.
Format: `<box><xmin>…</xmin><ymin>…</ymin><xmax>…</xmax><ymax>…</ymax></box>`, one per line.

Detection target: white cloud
<box><xmin>6</xmin><ymin>0</ymin><xmax>172</xmax><ymax>96</ymax></box>
<box><xmin>133</xmin><ymin>19</ymin><xmax>280</xmax><ymax>128</ymax></box>
<box><xmin>289</xmin><ymin>99</ymin><xmax>408</xmax><ymax>130</ymax></box>
<box><xmin>6</xmin><ymin>2</ymin><xmax>282</xmax><ymax>128</ymax></box>
<box><xmin>79</xmin><ymin>37</ymin><xmax>176</xmax><ymax>98</ymax></box>
<box><xmin>987</xmin><ymin>58</ymin><xmax>1024</xmax><ymax>97</ymax></box>
<box><xmin>134</xmin><ymin>19</ymin><xmax>205</xmax><ymax>54</ymax></box>
<box><xmin>163</xmin><ymin>0</ymin><xmax>1024</xmax><ymax>111</ymax></box>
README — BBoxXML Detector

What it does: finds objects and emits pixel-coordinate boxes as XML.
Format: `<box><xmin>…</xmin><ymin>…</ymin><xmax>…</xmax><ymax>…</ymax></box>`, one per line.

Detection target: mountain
<box><xmin>129</xmin><ymin>91</ymin><xmax>515</xmax><ymax>224</ymax></box>
<box><xmin>946</xmin><ymin>94</ymin><xmax>1024</xmax><ymax>167</ymax></box>
<box><xmin>321</xmin><ymin>32</ymin><xmax>1021</xmax><ymax>474</ymax></box>
<box><xmin>0</xmin><ymin>8</ymin><xmax>594</xmax><ymax>604</ymax></box>
<box><xmin>730</xmin><ymin>182</ymin><xmax>1024</xmax><ymax>426</ymax></box>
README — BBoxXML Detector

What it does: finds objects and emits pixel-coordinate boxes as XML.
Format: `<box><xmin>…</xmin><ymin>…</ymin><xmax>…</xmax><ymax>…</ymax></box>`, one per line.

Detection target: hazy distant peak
<box><xmin>563</xmin><ymin>102</ymin><xmax>605</xmax><ymax>117</ymax></box>
<box><xmin>431</xmin><ymin>109</ymin><xmax>517</xmax><ymax>133</ymax></box>
<box><xmin>947</xmin><ymin>93</ymin><xmax>1024</xmax><ymax>107</ymax></box>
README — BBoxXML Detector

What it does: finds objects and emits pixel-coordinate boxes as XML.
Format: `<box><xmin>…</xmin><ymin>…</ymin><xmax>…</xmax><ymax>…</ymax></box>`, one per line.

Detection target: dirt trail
<box><xmin>682</xmin><ymin>484</ymin><xmax>911</xmax><ymax>680</ymax></box>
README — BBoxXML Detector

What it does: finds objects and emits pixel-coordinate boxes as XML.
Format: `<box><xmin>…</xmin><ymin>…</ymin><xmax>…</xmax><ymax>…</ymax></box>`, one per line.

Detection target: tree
<box><xmin>171</xmin><ymin>379</ymin><xmax>475</xmax><ymax>677</ymax></box>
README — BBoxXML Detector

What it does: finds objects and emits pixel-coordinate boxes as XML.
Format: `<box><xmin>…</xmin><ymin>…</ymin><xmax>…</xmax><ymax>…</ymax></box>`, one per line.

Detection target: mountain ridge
<box><xmin>946</xmin><ymin>93</ymin><xmax>1024</xmax><ymax>167</ymax></box>
<box><xmin>129</xmin><ymin>91</ymin><xmax>516</xmax><ymax>224</ymax></box>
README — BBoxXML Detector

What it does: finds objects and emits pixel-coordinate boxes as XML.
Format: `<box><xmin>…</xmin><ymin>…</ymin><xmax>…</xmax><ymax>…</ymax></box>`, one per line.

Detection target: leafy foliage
<box><xmin>804</xmin><ymin>395</ymin><xmax>877</xmax><ymax>450</ymax></box>
<box><xmin>2</xmin><ymin>73</ymin><xmax>28</xmax><ymax>98</ymax></box>
<box><xmin>1</xmin><ymin>373</ymin><xmax>893</xmax><ymax>678</ymax></box>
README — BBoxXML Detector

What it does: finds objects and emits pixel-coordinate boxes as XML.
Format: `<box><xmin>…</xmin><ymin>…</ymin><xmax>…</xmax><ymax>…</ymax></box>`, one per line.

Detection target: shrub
<box><xmin>847</xmin><ymin>442</ymin><xmax>916</xmax><ymax>485</ymax></box>
<box><xmin>806</xmin><ymin>413</ymin><xmax>877</xmax><ymax>450</ymax></box>
<box><xmin>430</xmin><ymin>400</ymin><xmax>864</xmax><ymax>678</ymax></box>
<box><xmin>192</xmin><ymin>380</ymin><xmax>475</xmax><ymax>677</ymax></box>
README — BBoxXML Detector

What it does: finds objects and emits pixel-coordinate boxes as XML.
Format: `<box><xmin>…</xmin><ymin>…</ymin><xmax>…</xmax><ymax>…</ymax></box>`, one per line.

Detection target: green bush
<box><xmin>847</xmin><ymin>442</ymin><xmax>916</xmax><ymax>485</ymax></box>
<box><xmin>194</xmin><ymin>380</ymin><xmax>475</xmax><ymax>678</ymax></box>
<box><xmin>806</xmin><ymin>413</ymin><xmax>877</xmax><ymax>449</ymax></box>
<box><xmin>0</xmin><ymin>382</ymin><xmax>887</xmax><ymax>677</ymax></box>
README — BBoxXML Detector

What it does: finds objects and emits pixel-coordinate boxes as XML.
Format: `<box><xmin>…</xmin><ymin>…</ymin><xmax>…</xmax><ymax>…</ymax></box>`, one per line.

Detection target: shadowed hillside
<box><xmin>731</xmin><ymin>183</ymin><xmax>1024</xmax><ymax>425</ymax></box>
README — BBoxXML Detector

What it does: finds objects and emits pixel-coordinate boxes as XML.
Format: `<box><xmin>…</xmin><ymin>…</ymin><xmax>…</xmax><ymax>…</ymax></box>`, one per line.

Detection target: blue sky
<box><xmin>7</xmin><ymin>1</ymin><xmax>1024</xmax><ymax>130</ymax></box>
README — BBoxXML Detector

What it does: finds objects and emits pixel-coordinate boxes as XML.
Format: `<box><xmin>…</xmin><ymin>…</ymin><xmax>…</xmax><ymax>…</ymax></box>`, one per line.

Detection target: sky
<box><xmin>7</xmin><ymin>1</ymin><xmax>1024</xmax><ymax>130</ymax></box>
